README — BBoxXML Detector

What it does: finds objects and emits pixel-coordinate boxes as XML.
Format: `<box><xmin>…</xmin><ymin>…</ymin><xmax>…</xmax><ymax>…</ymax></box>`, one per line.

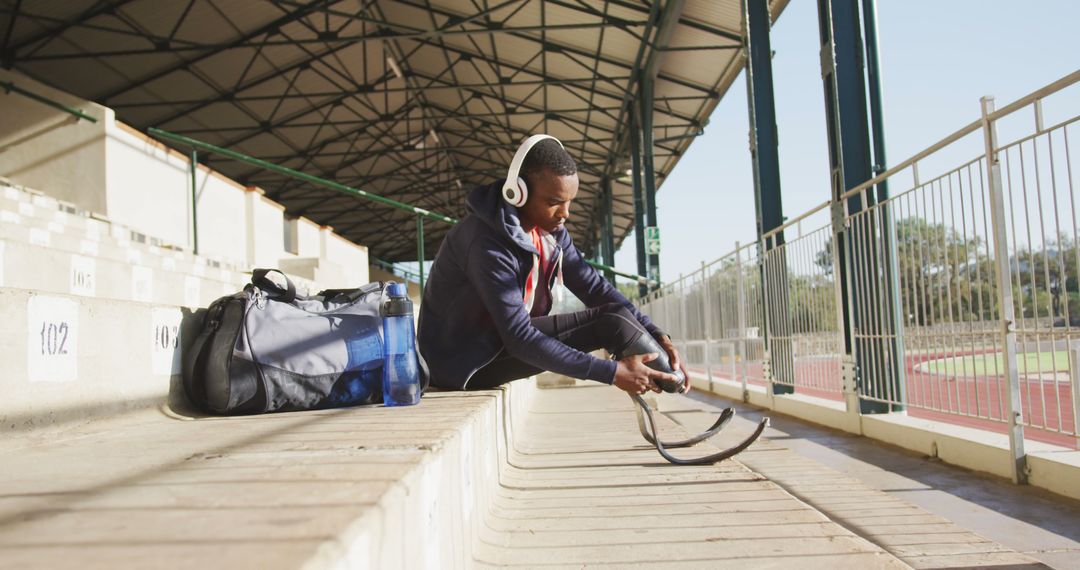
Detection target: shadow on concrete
<box><xmin>683</xmin><ymin>390</ymin><xmax>1080</xmax><ymax>548</ymax></box>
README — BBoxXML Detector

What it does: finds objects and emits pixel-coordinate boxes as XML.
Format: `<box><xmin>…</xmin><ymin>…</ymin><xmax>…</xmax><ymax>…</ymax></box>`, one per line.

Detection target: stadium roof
<box><xmin>1</xmin><ymin>0</ymin><xmax>788</xmax><ymax>262</ymax></box>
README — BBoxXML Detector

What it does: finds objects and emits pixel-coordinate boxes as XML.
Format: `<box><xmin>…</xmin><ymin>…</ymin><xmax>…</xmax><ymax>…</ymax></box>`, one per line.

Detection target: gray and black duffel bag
<box><xmin>182</xmin><ymin>269</ymin><xmax>428</xmax><ymax>415</ymax></box>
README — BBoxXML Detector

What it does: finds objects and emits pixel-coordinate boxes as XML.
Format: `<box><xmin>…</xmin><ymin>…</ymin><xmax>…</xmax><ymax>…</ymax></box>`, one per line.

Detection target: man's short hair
<box><xmin>519</xmin><ymin>138</ymin><xmax>577</xmax><ymax>186</ymax></box>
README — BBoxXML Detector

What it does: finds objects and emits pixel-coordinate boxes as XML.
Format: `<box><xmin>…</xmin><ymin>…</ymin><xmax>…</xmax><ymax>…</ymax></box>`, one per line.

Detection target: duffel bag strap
<box><xmin>317</xmin><ymin>281</ymin><xmax>384</xmax><ymax>303</ymax></box>
<box><xmin>251</xmin><ymin>268</ymin><xmax>297</xmax><ymax>303</ymax></box>
<box><xmin>181</xmin><ymin>300</ymin><xmax>227</xmax><ymax>411</ymax></box>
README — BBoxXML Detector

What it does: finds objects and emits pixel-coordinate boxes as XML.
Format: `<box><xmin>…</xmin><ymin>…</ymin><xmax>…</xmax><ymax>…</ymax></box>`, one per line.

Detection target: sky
<box><xmin>618</xmin><ymin>0</ymin><xmax>1080</xmax><ymax>284</ymax></box>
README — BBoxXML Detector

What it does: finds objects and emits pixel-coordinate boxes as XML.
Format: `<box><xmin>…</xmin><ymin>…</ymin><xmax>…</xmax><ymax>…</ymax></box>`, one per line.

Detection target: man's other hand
<box><xmin>613</xmin><ymin>353</ymin><xmax>679</xmax><ymax>395</ymax></box>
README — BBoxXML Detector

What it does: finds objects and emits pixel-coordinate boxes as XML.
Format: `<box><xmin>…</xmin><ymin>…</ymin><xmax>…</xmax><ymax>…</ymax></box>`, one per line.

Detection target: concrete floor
<box><xmin>668</xmin><ymin>389</ymin><xmax>1080</xmax><ymax>569</ymax></box>
<box><xmin>2</xmin><ymin>378</ymin><xmax>1074</xmax><ymax>568</ymax></box>
<box><xmin>473</xmin><ymin>383</ymin><xmax>910</xmax><ymax>568</ymax></box>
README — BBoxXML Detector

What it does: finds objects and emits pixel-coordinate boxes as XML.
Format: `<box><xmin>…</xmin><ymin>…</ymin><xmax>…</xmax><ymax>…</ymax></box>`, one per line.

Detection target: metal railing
<box><xmin>371</xmin><ymin>257</ymin><xmax>424</xmax><ymax>284</ymax></box>
<box><xmin>148</xmin><ymin>128</ymin><xmax>657</xmax><ymax>292</ymax></box>
<box><xmin>2</xmin><ymin>80</ymin><xmax>98</xmax><ymax>123</ymax></box>
<box><xmin>641</xmin><ymin>70</ymin><xmax>1080</xmax><ymax>461</ymax></box>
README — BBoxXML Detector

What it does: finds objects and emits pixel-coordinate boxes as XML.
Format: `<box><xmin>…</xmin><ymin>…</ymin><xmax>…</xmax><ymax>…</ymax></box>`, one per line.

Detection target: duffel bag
<box><xmin>181</xmin><ymin>269</ymin><xmax>428</xmax><ymax>415</ymax></box>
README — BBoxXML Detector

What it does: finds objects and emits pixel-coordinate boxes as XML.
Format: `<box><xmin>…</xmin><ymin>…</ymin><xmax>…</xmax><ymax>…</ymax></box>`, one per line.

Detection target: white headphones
<box><xmin>502</xmin><ymin>134</ymin><xmax>564</xmax><ymax>207</ymax></box>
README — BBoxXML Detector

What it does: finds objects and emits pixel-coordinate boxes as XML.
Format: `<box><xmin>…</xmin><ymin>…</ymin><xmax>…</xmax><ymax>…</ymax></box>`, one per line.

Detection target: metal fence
<box><xmin>639</xmin><ymin>71</ymin><xmax>1080</xmax><ymax>461</ymax></box>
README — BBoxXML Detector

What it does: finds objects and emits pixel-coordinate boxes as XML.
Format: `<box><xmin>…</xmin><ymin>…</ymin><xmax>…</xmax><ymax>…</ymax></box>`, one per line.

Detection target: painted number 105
<box><xmin>40</xmin><ymin>321</ymin><xmax>70</xmax><ymax>356</ymax></box>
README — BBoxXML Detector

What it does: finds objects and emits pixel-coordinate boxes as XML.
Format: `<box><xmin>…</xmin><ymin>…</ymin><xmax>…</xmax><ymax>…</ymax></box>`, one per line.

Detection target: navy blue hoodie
<box><xmin>417</xmin><ymin>181</ymin><xmax>663</xmax><ymax>390</ymax></box>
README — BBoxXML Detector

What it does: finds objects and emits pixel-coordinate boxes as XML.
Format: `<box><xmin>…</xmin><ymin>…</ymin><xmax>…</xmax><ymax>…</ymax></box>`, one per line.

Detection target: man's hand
<box><xmin>657</xmin><ymin>335</ymin><xmax>691</xmax><ymax>394</ymax></box>
<box><xmin>613</xmin><ymin>353</ymin><xmax>679</xmax><ymax>395</ymax></box>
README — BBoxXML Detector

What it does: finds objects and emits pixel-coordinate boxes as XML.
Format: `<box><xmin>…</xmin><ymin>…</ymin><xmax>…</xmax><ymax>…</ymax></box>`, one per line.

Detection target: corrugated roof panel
<box><xmin>2</xmin><ymin>0</ymin><xmax>789</xmax><ymax>262</ymax></box>
<box><xmin>133</xmin><ymin>0</ymin><xmax>272</xmax><ymax>43</ymax></box>
<box><xmin>665</xmin><ymin>23</ymin><xmax>740</xmax><ymax>50</ymax></box>
<box><xmin>682</xmin><ymin>0</ymin><xmax>743</xmax><ymax>36</ymax></box>
<box><xmin>4</xmin><ymin>1</ymin><xmax>92</xmax><ymax>47</ymax></box>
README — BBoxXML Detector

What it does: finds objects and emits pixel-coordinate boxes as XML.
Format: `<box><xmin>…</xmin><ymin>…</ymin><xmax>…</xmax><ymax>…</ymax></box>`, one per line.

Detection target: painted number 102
<box><xmin>40</xmin><ymin>321</ymin><xmax>70</xmax><ymax>356</ymax></box>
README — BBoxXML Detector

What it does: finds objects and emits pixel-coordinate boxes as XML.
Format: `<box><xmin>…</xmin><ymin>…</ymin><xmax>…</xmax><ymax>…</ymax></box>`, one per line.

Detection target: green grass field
<box><xmin>921</xmin><ymin>351</ymin><xmax>1070</xmax><ymax>376</ymax></box>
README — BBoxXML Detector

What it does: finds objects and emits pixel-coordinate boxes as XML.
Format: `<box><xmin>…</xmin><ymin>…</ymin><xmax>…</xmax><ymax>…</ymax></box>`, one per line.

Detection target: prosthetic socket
<box><xmin>616</xmin><ymin>331</ymin><xmax>686</xmax><ymax>393</ymax></box>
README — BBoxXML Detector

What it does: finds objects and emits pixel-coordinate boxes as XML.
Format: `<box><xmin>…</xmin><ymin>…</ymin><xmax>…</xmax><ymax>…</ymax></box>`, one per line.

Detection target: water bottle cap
<box><xmin>386</xmin><ymin>282</ymin><xmax>407</xmax><ymax>297</ymax></box>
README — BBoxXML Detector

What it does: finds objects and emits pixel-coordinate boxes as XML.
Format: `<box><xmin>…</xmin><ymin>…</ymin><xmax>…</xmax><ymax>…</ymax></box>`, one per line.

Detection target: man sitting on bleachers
<box><xmin>417</xmin><ymin>135</ymin><xmax>688</xmax><ymax>395</ymax></box>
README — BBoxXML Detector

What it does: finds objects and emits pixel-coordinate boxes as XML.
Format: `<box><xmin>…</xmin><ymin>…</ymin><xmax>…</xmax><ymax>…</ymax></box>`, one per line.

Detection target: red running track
<box><xmin>689</xmin><ymin>350</ymin><xmax>1077</xmax><ymax>449</ymax></box>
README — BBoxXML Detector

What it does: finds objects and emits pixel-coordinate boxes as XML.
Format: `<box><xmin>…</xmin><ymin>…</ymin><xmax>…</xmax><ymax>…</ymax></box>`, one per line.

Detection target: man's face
<box><xmin>520</xmin><ymin>169</ymin><xmax>578</xmax><ymax>233</ymax></box>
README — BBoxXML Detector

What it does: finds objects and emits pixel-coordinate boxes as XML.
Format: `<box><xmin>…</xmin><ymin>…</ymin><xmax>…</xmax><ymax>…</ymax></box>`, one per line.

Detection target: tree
<box><xmin>813</xmin><ymin>218</ymin><xmax>994</xmax><ymax>326</ymax></box>
<box><xmin>1012</xmin><ymin>235</ymin><xmax>1080</xmax><ymax>322</ymax></box>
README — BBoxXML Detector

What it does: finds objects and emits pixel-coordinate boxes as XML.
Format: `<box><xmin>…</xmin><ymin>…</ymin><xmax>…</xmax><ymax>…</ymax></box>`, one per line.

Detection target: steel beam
<box><xmin>862</xmin><ymin>0</ymin><xmax>907</xmax><ymax>411</ymax></box>
<box><xmin>602</xmin><ymin>176</ymin><xmax>616</xmax><ymax>284</ymax></box>
<box><xmin>20</xmin><ymin>21</ymin><xmax>654</xmax><ymax>61</ymax></box>
<box><xmin>817</xmin><ymin>0</ymin><xmax>901</xmax><ymax>413</ymax></box>
<box><xmin>416</xmin><ymin>215</ymin><xmax>425</xmax><ymax>292</ymax></box>
<box><xmin>629</xmin><ymin>112</ymin><xmax>648</xmax><ymax>299</ymax></box>
<box><xmin>640</xmin><ymin>75</ymin><xmax>660</xmax><ymax>290</ymax></box>
<box><xmin>190</xmin><ymin>150</ymin><xmax>199</xmax><ymax>255</ymax></box>
<box><xmin>6</xmin><ymin>0</ymin><xmax>139</xmax><ymax>59</ymax></box>
<box><xmin>743</xmin><ymin>0</ymin><xmax>792</xmax><ymax>395</ymax></box>
<box><xmin>109</xmin><ymin>79</ymin><xmax>634</xmax><ymax>108</ymax></box>
<box><xmin>96</xmin><ymin>0</ymin><xmax>333</xmax><ymax>102</ymax></box>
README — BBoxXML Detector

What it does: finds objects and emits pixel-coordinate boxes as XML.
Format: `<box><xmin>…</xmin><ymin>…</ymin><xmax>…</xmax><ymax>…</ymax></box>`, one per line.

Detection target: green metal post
<box><xmin>417</xmin><ymin>215</ymin><xmax>425</xmax><ymax>293</ymax></box>
<box><xmin>862</xmin><ymin>0</ymin><xmax>907</xmax><ymax>410</ymax></box>
<box><xmin>818</xmin><ymin>0</ymin><xmax>901</xmax><ymax>413</ymax></box>
<box><xmin>602</xmin><ymin>176</ymin><xmax>616</xmax><ymax>284</ymax></box>
<box><xmin>630</xmin><ymin>112</ymin><xmax>649</xmax><ymax>299</ymax></box>
<box><xmin>1</xmin><ymin>80</ymin><xmax>98</xmax><ymax>123</ymax></box>
<box><xmin>190</xmin><ymin>150</ymin><xmax>199</xmax><ymax>255</ymax></box>
<box><xmin>640</xmin><ymin>75</ymin><xmax>661</xmax><ymax>290</ymax></box>
<box><xmin>744</xmin><ymin>0</ymin><xmax>793</xmax><ymax>395</ymax></box>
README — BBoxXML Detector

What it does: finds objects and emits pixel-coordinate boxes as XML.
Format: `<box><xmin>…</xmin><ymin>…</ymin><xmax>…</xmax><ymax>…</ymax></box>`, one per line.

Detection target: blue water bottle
<box><xmin>381</xmin><ymin>282</ymin><xmax>421</xmax><ymax>406</ymax></box>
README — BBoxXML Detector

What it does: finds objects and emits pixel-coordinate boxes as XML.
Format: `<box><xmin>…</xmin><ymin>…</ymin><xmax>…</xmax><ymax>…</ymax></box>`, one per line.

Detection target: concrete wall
<box><xmin>0</xmin><ymin>69</ymin><xmax>109</xmax><ymax>215</ymax></box>
<box><xmin>322</xmin><ymin>227</ymin><xmax>369</xmax><ymax>287</ymax></box>
<box><xmin>192</xmin><ymin>165</ymin><xmax>248</xmax><ymax>265</ymax></box>
<box><xmin>244</xmin><ymin>187</ymin><xmax>286</xmax><ymax>269</ymax></box>
<box><xmin>295</xmin><ymin>216</ymin><xmax>322</xmax><ymax>258</ymax></box>
<box><xmin>690</xmin><ymin>373</ymin><xmax>1080</xmax><ymax>501</ymax></box>
<box><xmin>0</xmin><ymin>288</ymin><xmax>180</xmax><ymax>430</ymax></box>
<box><xmin>104</xmin><ymin>122</ymin><xmax>192</xmax><ymax>247</ymax></box>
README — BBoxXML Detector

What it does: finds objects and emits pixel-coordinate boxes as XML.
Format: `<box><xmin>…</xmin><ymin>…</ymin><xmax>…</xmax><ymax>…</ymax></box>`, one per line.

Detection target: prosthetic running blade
<box><xmin>631</xmin><ymin>394</ymin><xmax>768</xmax><ymax>465</ymax></box>
<box><xmin>635</xmin><ymin>403</ymin><xmax>734</xmax><ymax>448</ymax></box>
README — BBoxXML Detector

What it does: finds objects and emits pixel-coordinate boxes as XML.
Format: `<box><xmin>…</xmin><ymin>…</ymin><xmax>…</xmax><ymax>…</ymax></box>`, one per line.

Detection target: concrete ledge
<box><xmin>1</xmin><ymin>181</ymin><xmax>321</xmax><ymax>298</ymax></box>
<box><xmin>690</xmin><ymin>374</ymin><xmax>772</xmax><ymax>409</ymax></box>
<box><xmin>774</xmin><ymin>392</ymin><xmax>862</xmax><ymax>435</ymax></box>
<box><xmin>306</xmin><ymin>380</ymin><xmax>537</xmax><ymax>569</ymax></box>
<box><xmin>690</xmin><ymin>372</ymin><xmax>1080</xmax><ymax>501</ymax></box>
<box><xmin>0</xmin><ymin>287</ymin><xmax>185</xmax><ymax>431</ymax></box>
<box><xmin>860</xmin><ymin>412</ymin><xmax>1076</xmax><ymax>490</ymax></box>
<box><xmin>0</xmin><ymin>375</ymin><xmax>537</xmax><ymax>569</ymax></box>
<box><xmin>1027</xmin><ymin>449</ymin><xmax>1080</xmax><ymax>500</ymax></box>
<box><xmin>1</xmin><ymin>237</ymin><xmax>244</xmax><ymax>308</ymax></box>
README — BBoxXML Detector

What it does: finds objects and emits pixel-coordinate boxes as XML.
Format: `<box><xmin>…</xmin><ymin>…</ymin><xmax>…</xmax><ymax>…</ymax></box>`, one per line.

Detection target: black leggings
<box><xmin>466</xmin><ymin>303</ymin><xmax>651</xmax><ymax>390</ymax></box>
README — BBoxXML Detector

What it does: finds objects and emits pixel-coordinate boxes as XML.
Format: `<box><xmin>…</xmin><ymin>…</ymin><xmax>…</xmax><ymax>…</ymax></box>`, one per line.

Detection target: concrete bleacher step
<box><xmin>2</xmin><ymin>302</ymin><xmax>1047</xmax><ymax>570</ymax></box>
<box><xmin>0</xmin><ymin>374</ymin><xmax>519</xmax><ymax>569</ymax></box>
<box><xmin>1</xmin><ymin>181</ymin><xmax>319</xmax><ymax>306</ymax></box>
<box><xmin>0</xmin><ymin>372</ymin><xmax>955</xmax><ymax>569</ymax></box>
<box><xmin>1</xmin><ymin>189</ymin><xmax>241</xmax><ymax>272</ymax></box>
<box><xmin>0</xmin><ymin>206</ymin><xmax>186</xmax><ymax>268</ymax></box>
<box><xmin>1</xmin><ymin>185</ymin><xmax>193</xmax><ymax>258</ymax></box>
<box><xmin>0</xmin><ymin>288</ymin><xmax>192</xmax><ymax>431</ymax></box>
<box><xmin>0</xmin><ymin>237</ymin><xmax>239</xmax><ymax>308</ymax></box>
<box><xmin>469</xmin><ymin>384</ymin><xmax>912</xmax><ymax>569</ymax></box>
